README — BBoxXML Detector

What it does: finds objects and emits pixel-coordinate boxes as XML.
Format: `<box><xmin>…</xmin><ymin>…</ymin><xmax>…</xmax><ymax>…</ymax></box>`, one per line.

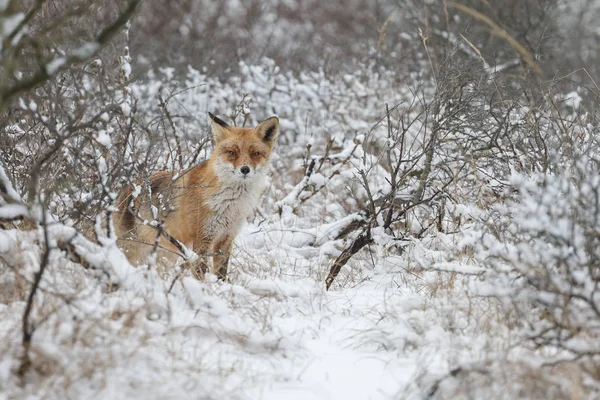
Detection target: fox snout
<box><xmin>213</xmin><ymin>157</ymin><xmax>262</xmax><ymax>181</ymax></box>
<box><xmin>233</xmin><ymin>163</ymin><xmax>255</xmax><ymax>179</ymax></box>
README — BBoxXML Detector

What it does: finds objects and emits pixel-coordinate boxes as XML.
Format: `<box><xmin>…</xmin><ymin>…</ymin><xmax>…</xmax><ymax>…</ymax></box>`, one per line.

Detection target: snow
<box><xmin>0</xmin><ymin>230</ymin><xmax>17</xmax><ymax>252</ymax></box>
<box><xmin>120</xmin><ymin>101</ymin><xmax>131</xmax><ymax>116</ymax></box>
<box><xmin>46</xmin><ymin>57</ymin><xmax>66</xmax><ymax>75</ymax></box>
<box><xmin>73</xmin><ymin>42</ymin><xmax>99</xmax><ymax>59</ymax></box>
<box><xmin>121</xmin><ymin>60</ymin><xmax>132</xmax><ymax>80</ymax></box>
<box><xmin>1</xmin><ymin>12</ymin><xmax>23</xmax><ymax>37</ymax></box>
<box><xmin>564</xmin><ymin>90</ymin><xmax>583</xmax><ymax>110</ymax></box>
<box><xmin>42</xmin><ymin>43</ymin><xmax>99</xmax><ymax>76</ymax></box>
<box><xmin>0</xmin><ymin>203</ymin><xmax>28</xmax><ymax>220</ymax></box>
<box><xmin>0</xmin><ymin>165</ymin><xmax>21</xmax><ymax>203</ymax></box>
<box><xmin>0</xmin><ymin>202</ymin><xmax>513</xmax><ymax>399</ymax></box>
<box><xmin>96</xmin><ymin>130</ymin><xmax>112</xmax><ymax>149</ymax></box>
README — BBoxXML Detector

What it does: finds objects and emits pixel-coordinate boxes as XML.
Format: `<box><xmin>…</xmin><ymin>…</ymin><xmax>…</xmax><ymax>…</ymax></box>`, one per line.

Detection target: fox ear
<box><xmin>255</xmin><ymin>116</ymin><xmax>279</xmax><ymax>145</ymax></box>
<box><xmin>208</xmin><ymin>112</ymin><xmax>230</xmax><ymax>142</ymax></box>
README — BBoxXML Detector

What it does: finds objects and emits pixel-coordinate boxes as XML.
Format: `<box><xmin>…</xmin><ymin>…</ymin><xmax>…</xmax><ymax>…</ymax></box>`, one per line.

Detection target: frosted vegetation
<box><xmin>1</xmin><ymin>0</ymin><xmax>600</xmax><ymax>398</ymax></box>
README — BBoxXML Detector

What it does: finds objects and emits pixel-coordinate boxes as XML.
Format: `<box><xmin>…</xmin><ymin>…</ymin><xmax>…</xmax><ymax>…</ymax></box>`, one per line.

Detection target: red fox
<box><xmin>115</xmin><ymin>113</ymin><xmax>279</xmax><ymax>280</ymax></box>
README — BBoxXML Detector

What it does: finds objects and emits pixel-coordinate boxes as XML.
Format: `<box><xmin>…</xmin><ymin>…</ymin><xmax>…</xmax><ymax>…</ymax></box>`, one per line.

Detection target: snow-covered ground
<box><xmin>1</xmin><ymin>213</ymin><xmax>516</xmax><ymax>400</ymax></box>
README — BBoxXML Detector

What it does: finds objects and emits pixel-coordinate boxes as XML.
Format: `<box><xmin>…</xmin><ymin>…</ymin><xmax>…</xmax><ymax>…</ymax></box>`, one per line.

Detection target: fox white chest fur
<box><xmin>204</xmin><ymin>172</ymin><xmax>265</xmax><ymax>239</ymax></box>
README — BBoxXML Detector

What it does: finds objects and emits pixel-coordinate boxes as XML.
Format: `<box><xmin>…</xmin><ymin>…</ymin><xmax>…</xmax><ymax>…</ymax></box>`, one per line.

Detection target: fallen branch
<box><xmin>325</xmin><ymin>229</ymin><xmax>373</xmax><ymax>290</ymax></box>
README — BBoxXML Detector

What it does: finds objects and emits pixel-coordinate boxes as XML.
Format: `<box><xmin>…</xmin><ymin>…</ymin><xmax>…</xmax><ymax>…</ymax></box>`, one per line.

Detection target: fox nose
<box><xmin>240</xmin><ymin>166</ymin><xmax>250</xmax><ymax>175</ymax></box>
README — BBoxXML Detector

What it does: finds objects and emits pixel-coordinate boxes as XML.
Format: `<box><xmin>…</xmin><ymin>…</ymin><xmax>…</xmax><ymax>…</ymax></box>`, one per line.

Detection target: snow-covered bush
<box><xmin>478</xmin><ymin>111</ymin><xmax>600</xmax><ymax>371</ymax></box>
<box><xmin>4</xmin><ymin>0</ymin><xmax>600</xmax><ymax>398</ymax></box>
<box><xmin>429</xmin><ymin>100</ymin><xmax>597</xmax><ymax>397</ymax></box>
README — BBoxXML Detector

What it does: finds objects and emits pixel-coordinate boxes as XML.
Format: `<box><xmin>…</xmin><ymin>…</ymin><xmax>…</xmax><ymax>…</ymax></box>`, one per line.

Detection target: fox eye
<box><xmin>228</xmin><ymin>150</ymin><xmax>236</xmax><ymax>156</ymax></box>
<box><xmin>251</xmin><ymin>151</ymin><xmax>261</xmax><ymax>157</ymax></box>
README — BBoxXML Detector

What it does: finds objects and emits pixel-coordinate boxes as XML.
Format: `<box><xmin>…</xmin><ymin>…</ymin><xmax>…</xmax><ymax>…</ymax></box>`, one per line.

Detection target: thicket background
<box><xmin>1</xmin><ymin>0</ymin><xmax>600</xmax><ymax>398</ymax></box>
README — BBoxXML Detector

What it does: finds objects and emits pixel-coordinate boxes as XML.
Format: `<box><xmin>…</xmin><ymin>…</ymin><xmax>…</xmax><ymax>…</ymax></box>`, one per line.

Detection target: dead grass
<box><xmin>429</xmin><ymin>359</ymin><xmax>586</xmax><ymax>400</ymax></box>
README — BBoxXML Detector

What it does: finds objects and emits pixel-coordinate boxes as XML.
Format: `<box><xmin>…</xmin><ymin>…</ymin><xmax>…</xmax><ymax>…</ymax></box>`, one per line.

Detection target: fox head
<box><xmin>208</xmin><ymin>112</ymin><xmax>279</xmax><ymax>182</ymax></box>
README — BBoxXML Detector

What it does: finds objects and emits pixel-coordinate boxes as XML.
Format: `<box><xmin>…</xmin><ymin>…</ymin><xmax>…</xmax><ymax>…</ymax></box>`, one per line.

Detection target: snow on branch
<box><xmin>0</xmin><ymin>162</ymin><xmax>134</xmax><ymax>284</ymax></box>
<box><xmin>0</xmin><ymin>0</ymin><xmax>140</xmax><ymax>110</ymax></box>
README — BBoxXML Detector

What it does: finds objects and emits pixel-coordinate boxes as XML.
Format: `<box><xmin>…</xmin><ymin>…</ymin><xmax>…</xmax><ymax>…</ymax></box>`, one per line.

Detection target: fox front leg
<box><xmin>212</xmin><ymin>235</ymin><xmax>234</xmax><ymax>281</ymax></box>
<box><xmin>190</xmin><ymin>238</ymin><xmax>211</xmax><ymax>279</ymax></box>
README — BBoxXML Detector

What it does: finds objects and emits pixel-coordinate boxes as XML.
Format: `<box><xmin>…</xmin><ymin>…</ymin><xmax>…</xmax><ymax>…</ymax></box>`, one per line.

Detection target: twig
<box><xmin>158</xmin><ymin>90</ymin><xmax>184</xmax><ymax>170</ymax></box>
<box><xmin>18</xmin><ymin>200</ymin><xmax>49</xmax><ymax>377</ymax></box>
<box><xmin>448</xmin><ymin>2</ymin><xmax>544</xmax><ymax>78</ymax></box>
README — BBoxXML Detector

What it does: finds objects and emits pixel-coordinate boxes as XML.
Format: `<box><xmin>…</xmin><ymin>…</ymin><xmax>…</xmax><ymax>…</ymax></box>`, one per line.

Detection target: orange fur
<box><xmin>115</xmin><ymin>114</ymin><xmax>279</xmax><ymax>280</ymax></box>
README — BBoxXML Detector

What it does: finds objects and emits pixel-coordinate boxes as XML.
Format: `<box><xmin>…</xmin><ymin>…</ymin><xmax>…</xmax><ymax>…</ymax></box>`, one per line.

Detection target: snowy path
<box><xmin>212</xmin><ymin>225</ymin><xmax>469</xmax><ymax>400</ymax></box>
<box><xmin>260</xmin><ymin>288</ymin><xmax>418</xmax><ymax>400</ymax></box>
